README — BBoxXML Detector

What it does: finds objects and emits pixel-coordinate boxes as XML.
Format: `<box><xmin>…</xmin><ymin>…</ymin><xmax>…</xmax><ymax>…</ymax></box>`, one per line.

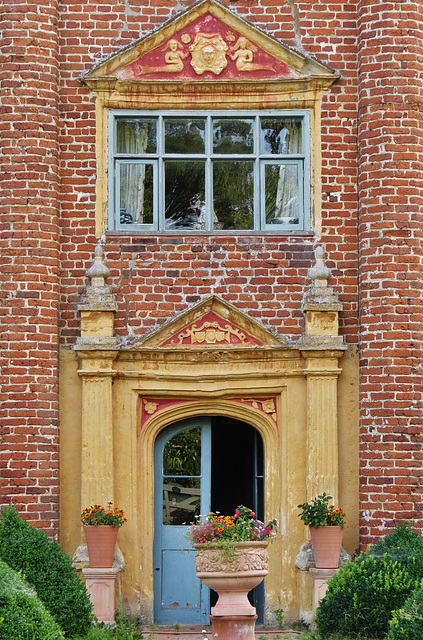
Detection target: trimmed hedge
<box><xmin>315</xmin><ymin>523</ymin><xmax>423</xmax><ymax>639</ymax></box>
<box><xmin>0</xmin><ymin>558</ymin><xmax>65</xmax><ymax>640</ymax></box>
<box><xmin>388</xmin><ymin>586</ymin><xmax>423</xmax><ymax>640</ymax></box>
<box><xmin>0</xmin><ymin>505</ymin><xmax>93</xmax><ymax>637</ymax></box>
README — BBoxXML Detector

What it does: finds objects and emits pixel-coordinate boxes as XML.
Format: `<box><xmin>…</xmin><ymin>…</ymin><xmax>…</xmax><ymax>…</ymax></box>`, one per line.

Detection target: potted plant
<box><xmin>297</xmin><ymin>492</ymin><xmax>346</xmax><ymax>569</ymax></box>
<box><xmin>80</xmin><ymin>503</ymin><xmax>127</xmax><ymax>568</ymax></box>
<box><xmin>190</xmin><ymin>505</ymin><xmax>277</xmax><ymax>616</ymax></box>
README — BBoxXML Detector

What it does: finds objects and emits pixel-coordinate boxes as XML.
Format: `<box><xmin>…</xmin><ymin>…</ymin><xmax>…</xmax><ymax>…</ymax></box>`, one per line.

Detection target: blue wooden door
<box><xmin>153</xmin><ymin>418</ymin><xmax>211</xmax><ymax>625</ymax></box>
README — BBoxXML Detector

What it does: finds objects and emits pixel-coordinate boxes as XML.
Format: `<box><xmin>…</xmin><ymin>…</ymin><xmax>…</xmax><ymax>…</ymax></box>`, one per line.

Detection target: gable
<box><xmin>83</xmin><ymin>0</ymin><xmax>337</xmax><ymax>94</ymax></box>
<box><xmin>137</xmin><ymin>296</ymin><xmax>286</xmax><ymax>348</ymax></box>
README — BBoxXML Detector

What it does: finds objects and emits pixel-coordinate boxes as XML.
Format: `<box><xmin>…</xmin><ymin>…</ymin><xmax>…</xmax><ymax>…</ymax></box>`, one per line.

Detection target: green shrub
<box><xmin>369</xmin><ymin>521</ymin><xmax>423</xmax><ymax>582</ymax></box>
<box><xmin>0</xmin><ymin>558</ymin><xmax>64</xmax><ymax>640</ymax></box>
<box><xmin>315</xmin><ymin>554</ymin><xmax>417</xmax><ymax>638</ymax></box>
<box><xmin>388</xmin><ymin>587</ymin><xmax>423</xmax><ymax>640</ymax></box>
<box><xmin>0</xmin><ymin>505</ymin><xmax>93</xmax><ymax>637</ymax></box>
<box><xmin>316</xmin><ymin>523</ymin><xmax>423</xmax><ymax>639</ymax></box>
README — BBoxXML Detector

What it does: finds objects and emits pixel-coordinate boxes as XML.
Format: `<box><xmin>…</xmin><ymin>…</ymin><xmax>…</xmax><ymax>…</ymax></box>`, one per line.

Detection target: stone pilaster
<box><xmin>300</xmin><ymin>247</ymin><xmax>346</xmax><ymax>504</ymax></box>
<box><xmin>75</xmin><ymin>246</ymin><xmax>118</xmax><ymax>507</ymax></box>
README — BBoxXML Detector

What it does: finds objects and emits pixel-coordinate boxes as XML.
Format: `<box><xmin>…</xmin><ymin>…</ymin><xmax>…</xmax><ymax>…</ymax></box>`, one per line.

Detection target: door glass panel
<box><xmin>162</xmin><ymin>428</ymin><xmax>202</xmax><ymax>526</ymax></box>
<box><xmin>116</xmin><ymin>118</ymin><xmax>157</xmax><ymax>154</ymax></box>
<box><xmin>213</xmin><ymin>118</ymin><xmax>254</xmax><ymax>154</ymax></box>
<box><xmin>213</xmin><ymin>160</ymin><xmax>254</xmax><ymax>230</ymax></box>
<box><xmin>119</xmin><ymin>163</ymin><xmax>154</xmax><ymax>225</ymax></box>
<box><xmin>265</xmin><ymin>163</ymin><xmax>300</xmax><ymax>225</ymax></box>
<box><xmin>260</xmin><ymin>117</ymin><xmax>302</xmax><ymax>154</ymax></box>
<box><xmin>164</xmin><ymin>118</ymin><xmax>206</xmax><ymax>154</ymax></box>
<box><xmin>164</xmin><ymin>160</ymin><xmax>206</xmax><ymax>230</ymax></box>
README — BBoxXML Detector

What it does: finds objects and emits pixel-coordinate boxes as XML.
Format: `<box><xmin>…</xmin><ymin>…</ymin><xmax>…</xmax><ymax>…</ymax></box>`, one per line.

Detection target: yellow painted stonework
<box><xmin>59</xmin><ymin>290</ymin><xmax>359</xmax><ymax>625</ymax></box>
<box><xmin>80</xmin><ymin>311</ymin><xmax>114</xmax><ymax>337</ymax></box>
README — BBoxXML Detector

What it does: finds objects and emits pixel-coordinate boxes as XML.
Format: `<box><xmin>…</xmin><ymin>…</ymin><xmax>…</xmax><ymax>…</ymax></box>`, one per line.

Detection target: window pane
<box><xmin>162</xmin><ymin>477</ymin><xmax>201</xmax><ymax>525</ymax></box>
<box><xmin>163</xmin><ymin>428</ymin><xmax>202</xmax><ymax>476</ymax></box>
<box><xmin>164</xmin><ymin>118</ymin><xmax>205</xmax><ymax>154</ymax></box>
<box><xmin>261</xmin><ymin>117</ymin><xmax>302</xmax><ymax>154</ymax></box>
<box><xmin>165</xmin><ymin>160</ymin><xmax>206</xmax><ymax>229</ymax></box>
<box><xmin>265</xmin><ymin>163</ymin><xmax>300</xmax><ymax>225</ymax></box>
<box><xmin>119</xmin><ymin>163</ymin><xmax>154</xmax><ymax>225</ymax></box>
<box><xmin>213</xmin><ymin>118</ymin><xmax>254</xmax><ymax>154</ymax></box>
<box><xmin>116</xmin><ymin>118</ymin><xmax>157</xmax><ymax>154</ymax></box>
<box><xmin>213</xmin><ymin>160</ymin><xmax>254</xmax><ymax>230</ymax></box>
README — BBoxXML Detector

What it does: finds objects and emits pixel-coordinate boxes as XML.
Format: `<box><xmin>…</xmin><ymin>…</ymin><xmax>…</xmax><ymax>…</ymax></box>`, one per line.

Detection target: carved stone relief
<box><xmin>112</xmin><ymin>14</ymin><xmax>300</xmax><ymax>81</ymax></box>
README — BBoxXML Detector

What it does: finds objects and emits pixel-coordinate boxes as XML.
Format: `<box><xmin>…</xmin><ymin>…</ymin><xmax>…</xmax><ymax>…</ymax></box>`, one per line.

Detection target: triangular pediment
<box><xmin>83</xmin><ymin>0</ymin><xmax>337</xmax><ymax>88</ymax></box>
<box><xmin>137</xmin><ymin>296</ymin><xmax>286</xmax><ymax>348</ymax></box>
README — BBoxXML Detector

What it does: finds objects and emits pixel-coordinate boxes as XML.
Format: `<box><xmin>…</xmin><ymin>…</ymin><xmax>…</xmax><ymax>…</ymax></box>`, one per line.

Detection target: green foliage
<box><xmin>0</xmin><ymin>558</ymin><xmax>65</xmax><ymax>640</ymax></box>
<box><xmin>316</xmin><ymin>523</ymin><xmax>423</xmax><ymax>638</ymax></box>
<box><xmin>0</xmin><ymin>505</ymin><xmax>93</xmax><ymax>637</ymax></box>
<box><xmin>369</xmin><ymin>521</ymin><xmax>423</xmax><ymax>569</ymax></box>
<box><xmin>297</xmin><ymin>493</ymin><xmax>346</xmax><ymax>528</ymax></box>
<box><xmin>73</xmin><ymin>617</ymin><xmax>145</xmax><ymax>640</ymax></box>
<box><xmin>388</xmin><ymin>586</ymin><xmax>423</xmax><ymax>640</ymax></box>
<box><xmin>274</xmin><ymin>607</ymin><xmax>284</xmax><ymax>629</ymax></box>
<box><xmin>163</xmin><ymin>428</ymin><xmax>201</xmax><ymax>479</ymax></box>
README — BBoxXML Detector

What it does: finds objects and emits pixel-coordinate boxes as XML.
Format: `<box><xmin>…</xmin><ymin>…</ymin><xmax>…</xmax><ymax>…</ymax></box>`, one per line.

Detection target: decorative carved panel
<box><xmin>112</xmin><ymin>14</ymin><xmax>301</xmax><ymax>82</ymax></box>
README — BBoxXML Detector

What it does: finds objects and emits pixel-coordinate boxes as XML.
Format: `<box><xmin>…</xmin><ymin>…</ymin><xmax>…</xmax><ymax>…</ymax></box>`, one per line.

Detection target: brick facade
<box><xmin>1</xmin><ymin>0</ymin><xmax>421</xmax><ymax>551</ymax></box>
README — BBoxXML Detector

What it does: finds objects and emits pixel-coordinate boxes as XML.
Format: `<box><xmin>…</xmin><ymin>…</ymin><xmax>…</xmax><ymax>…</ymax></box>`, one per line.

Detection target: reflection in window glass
<box><xmin>265</xmin><ymin>163</ymin><xmax>299</xmax><ymax>225</ymax></box>
<box><xmin>162</xmin><ymin>428</ymin><xmax>202</xmax><ymax>526</ymax></box>
<box><xmin>163</xmin><ymin>428</ymin><xmax>201</xmax><ymax>476</ymax></box>
<box><xmin>213</xmin><ymin>118</ymin><xmax>254</xmax><ymax>154</ymax></box>
<box><xmin>213</xmin><ymin>160</ymin><xmax>254</xmax><ymax>230</ymax></box>
<box><xmin>116</xmin><ymin>118</ymin><xmax>157</xmax><ymax>154</ymax></box>
<box><xmin>164</xmin><ymin>118</ymin><xmax>205</xmax><ymax>154</ymax></box>
<box><xmin>162</xmin><ymin>478</ymin><xmax>201</xmax><ymax>525</ymax></box>
<box><xmin>165</xmin><ymin>161</ymin><xmax>206</xmax><ymax>229</ymax></box>
<box><xmin>119</xmin><ymin>163</ymin><xmax>154</xmax><ymax>225</ymax></box>
<box><xmin>261</xmin><ymin>118</ymin><xmax>302</xmax><ymax>155</ymax></box>
<box><xmin>112</xmin><ymin>112</ymin><xmax>309</xmax><ymax>231</ymax></box>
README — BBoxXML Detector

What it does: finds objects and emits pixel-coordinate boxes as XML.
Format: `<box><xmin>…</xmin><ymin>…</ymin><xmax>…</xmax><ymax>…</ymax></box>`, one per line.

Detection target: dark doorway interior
<box><xmin>210</xmin><ymin>417</ymin><xmax>264</xmax><ymax>622</ymax></box>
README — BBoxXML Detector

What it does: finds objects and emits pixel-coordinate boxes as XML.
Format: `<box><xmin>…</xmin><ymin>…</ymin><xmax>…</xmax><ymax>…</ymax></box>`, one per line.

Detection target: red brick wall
<box><xmin>357</xmin><ymin>0</ymin><xmax>423</xmax><ymax>546</ymax></box>
<box><xmin>0</xmin><ymin>0</ymin><xmax>61</xmax><ymax>535</ymax></box>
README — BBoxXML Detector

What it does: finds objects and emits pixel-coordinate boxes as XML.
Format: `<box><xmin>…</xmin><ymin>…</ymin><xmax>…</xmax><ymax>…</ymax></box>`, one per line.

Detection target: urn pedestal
<box><xmin>194</xmin><ymin>541</ymin><xmax>268</xmax><ymax>639</ymax></box>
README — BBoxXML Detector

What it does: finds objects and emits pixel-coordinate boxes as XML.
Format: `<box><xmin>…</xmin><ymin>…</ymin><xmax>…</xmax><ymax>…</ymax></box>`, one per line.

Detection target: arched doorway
<box><xmin>153</xmin><ymin>416</ymin><xmax>264</xmax><ymax>625</ymax></box>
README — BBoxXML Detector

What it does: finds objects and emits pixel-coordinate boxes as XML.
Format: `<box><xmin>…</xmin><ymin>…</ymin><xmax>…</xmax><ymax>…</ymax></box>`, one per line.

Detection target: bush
<box><xmin>0</xmin><ymin>505</ymin><xmax>93</xmax><ymax>637</ymax></box>
<box><xmin>315</xmin><ymin>553</ymin><xmax>417</xmax><ymax>638</ymax></box>
<box><xmin>388</xmin><ymin>586</ymin><xmax>423</xmax><ymax>640</ymax></box>
<box><xmin>316</xmin><ymin>524</ymin><xmax>423</xmax><ymax>638</ymax></box>
<box><xmin>0</xmin><ymin>558</ymin><xmax>64</xmax><ymax>640</ymax></box>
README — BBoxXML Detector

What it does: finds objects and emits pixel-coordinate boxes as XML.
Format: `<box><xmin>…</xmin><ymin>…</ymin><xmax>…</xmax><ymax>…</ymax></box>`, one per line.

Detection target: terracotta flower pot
<box><xmin>194</xmin><ymin>541</ymin><xmax>268</xmax><ymax>617</ymax></box>
<box><xmin>83</xmin><ymin>525</ymin><xmax>119</xmax><ymax>568</ymax></box>
<box><xmin>310</xmin><ymin>525</ymin><xmax>343</xmax><ymax>569</ymax></box>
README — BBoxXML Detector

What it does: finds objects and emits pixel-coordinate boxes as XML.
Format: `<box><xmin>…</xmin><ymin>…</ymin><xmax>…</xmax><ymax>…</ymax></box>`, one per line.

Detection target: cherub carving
<box><xmin>230</xmin><ymin>37</ymin><xmax>276</xmax><ymax>73</ymax></box>
<box><xmin>134</xmin><ymin>39</ymin><xmax>188</xmax><ymax>76</ymax></box>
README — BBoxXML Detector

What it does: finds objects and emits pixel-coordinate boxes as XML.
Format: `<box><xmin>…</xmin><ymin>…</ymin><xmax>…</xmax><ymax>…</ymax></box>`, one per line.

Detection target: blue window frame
<box><xmin>108</xmin><ymin>110</ymin><xmax>310</xmax><ymax>233</ymax></box>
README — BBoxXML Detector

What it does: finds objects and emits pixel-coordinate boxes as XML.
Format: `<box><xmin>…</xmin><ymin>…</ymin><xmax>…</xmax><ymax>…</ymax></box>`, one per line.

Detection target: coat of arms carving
<box><xmin>189</xmin><ymin>33</ymin><xmax>229</xmax><ymax>75</ymax></box>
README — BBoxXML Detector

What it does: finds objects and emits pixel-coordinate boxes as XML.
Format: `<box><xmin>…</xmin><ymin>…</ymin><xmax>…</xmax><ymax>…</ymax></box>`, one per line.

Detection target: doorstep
<box><xmin>140</xmin><ymin>626</ymin><xmax>302</xmax><ymax>639</ymax></box>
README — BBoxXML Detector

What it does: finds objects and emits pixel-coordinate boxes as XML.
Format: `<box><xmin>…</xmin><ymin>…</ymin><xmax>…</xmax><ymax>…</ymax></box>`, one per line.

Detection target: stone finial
<box><xmin>308</xmin><ymin>246</ymin><xmax>331</xmax><ymax>288</ymax></box>
<box><xmin>86</xmin><ymin>245</ymin><xmax>110</xmax><ymax>288</ymax></box>
<box><xmin>77</xmin><ymin>245</ymin><xmax>117</xmax><ymax>319</ymax></box>
<box><xmin>301</xmin><ymin>245</ymin><xmax>345</xmax><ymax>349</ymax></box>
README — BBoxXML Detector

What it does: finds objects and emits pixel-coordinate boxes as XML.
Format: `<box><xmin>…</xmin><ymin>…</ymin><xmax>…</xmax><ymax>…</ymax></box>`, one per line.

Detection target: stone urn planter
<box><xmin>310</xmin><ymin>525</ymin><xmax>343</xmax><ymax>569</ymax></box>
<box><xmin>83</xmin><ymin>525</ymin><xmax>119</xmax><ymax>568</ymax></box>
<box><xmin>194</xmin><ymin>541</ymin><xmax>269</xmax><ymax>616</ymax></box>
